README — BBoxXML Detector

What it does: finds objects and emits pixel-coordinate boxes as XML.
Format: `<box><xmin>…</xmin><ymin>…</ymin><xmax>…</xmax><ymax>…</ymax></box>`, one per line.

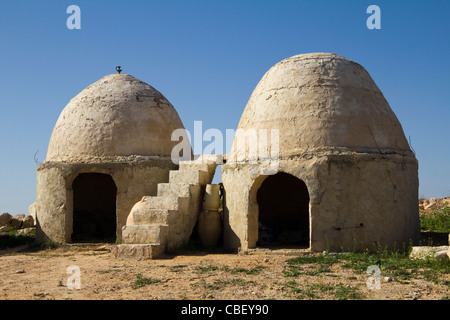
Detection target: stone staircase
<box><xmin>111</xmin><ymin>155</ymin><xmax>221</xmax><ymax>260</ymax></box>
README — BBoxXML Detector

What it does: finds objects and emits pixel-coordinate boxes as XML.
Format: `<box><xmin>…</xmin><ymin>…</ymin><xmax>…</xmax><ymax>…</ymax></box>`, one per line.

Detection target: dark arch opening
<box><xmin>257</xmin><ymin>172</ymin><xmax>309</xmax><ymax>248</ymax></box>
<box><xmin>72</xmin><ymin>173</ymin><xmax>117</xmax><ymax>243</ymax></box>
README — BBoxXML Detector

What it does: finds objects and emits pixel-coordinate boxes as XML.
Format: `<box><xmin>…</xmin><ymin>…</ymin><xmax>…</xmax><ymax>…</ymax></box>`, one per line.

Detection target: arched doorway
<box><xmin>72</xmin><ymin>173</ymin><xmax>117</xmax><ymax>243</ymax></box>
<box><xmin>256</xmin><ymin>172</ymin><xmax>309</xmax><ymax>248</ymax></box>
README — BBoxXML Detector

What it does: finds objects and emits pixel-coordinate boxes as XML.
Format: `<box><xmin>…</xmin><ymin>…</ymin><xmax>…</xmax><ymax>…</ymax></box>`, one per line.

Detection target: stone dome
<box><xmin>46</xmin><ymin>73</ymin><xmax>187</xmax><ymax>162</ymax></box>
<box><xmin>229</xmin><ymin>53</ymin><xmax>413</xmax><ymax>161</ymax></box>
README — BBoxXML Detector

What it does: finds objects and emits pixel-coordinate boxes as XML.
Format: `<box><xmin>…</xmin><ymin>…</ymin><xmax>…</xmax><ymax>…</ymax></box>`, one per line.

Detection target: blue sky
<box><xmin>0</xmin><ymin>0</ymin><xmax>449</xmax><ymax>214</ymax></box>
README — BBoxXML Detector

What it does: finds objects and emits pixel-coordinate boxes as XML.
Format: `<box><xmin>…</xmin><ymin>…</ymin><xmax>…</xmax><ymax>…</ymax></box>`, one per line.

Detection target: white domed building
<box><xmin>222</xmin><ymin>53</ymin><xmax>420</xmax><ymax>252</ymax></box>
<box><xmin>36</xmin><ymin>73</ymin><xmax>189</xmax><ymax>244</ymax></box>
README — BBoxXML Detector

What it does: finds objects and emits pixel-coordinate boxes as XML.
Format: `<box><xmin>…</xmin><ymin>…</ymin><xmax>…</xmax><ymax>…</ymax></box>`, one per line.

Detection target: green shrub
<box><xmin>0</xmin><ymin>231</ymin><xmax>35</xmax><ymax>250</ymax></box>
<box><xmin>420</xmin><ymin>206</ymin><xmax>450</xmax><ymax>232</ymax></box>
<box><xmin>131</xmin><ymin>274</ymin><xmax>160</xmax><ymax>289</ymax></box>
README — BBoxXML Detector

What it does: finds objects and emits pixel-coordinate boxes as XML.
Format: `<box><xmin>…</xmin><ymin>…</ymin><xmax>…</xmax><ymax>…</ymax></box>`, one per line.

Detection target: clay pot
<box><xmin>197</xmin><ymin>210</ymin><xmax>222</xmax><ymax>248</ymax></box>
<box><xmin>202</xmin><ymin>184</ymin><xmax>221</xmax><ymax>211</ymax></box>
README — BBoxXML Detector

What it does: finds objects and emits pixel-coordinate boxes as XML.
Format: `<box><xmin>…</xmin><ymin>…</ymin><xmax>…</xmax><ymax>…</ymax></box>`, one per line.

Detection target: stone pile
<box><xmin>0</xmin><ymin>212</ymin><xmax>36</xmax><ymax>235</ymax></box>
<box><xmin>419</xmin><ymin>197</ymin><xmax>450</xmax><ymax>211</ymax></box>
<box><xmin>410</xmin><ymin>234</ymin><xmax>450</xmax><ymax>261</ymax></box>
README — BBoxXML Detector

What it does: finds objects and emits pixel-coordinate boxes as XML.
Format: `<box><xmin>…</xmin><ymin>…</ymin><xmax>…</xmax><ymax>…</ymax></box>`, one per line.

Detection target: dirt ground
<box><xmin>0</xmin><ymin>244</ymin><xmax>448</xmax><ymax>301</ymax></box>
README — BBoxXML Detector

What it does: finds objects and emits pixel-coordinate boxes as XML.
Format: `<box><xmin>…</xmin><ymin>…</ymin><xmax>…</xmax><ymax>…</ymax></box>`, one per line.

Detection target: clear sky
<box><xmin>0</xmin><ymin>0</ymin><xmax>449</xmax><ymax>215</ymax></box>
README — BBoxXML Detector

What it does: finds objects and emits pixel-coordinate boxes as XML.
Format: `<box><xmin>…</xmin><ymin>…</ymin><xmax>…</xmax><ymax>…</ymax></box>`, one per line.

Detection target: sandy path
<box><xmin>0</xmin><ymin>245</ymin><xmax>448</xmax><ymax>301</ymax></box>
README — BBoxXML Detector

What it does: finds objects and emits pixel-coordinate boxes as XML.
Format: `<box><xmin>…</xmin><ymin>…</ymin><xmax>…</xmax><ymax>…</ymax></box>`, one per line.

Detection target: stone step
<box><xmin>178</xmin><ymin>161</ymin><xmax>210</xmax><ymax>172</ymax></box>
<box><xmin>131</xmin><ymin>208</ymin><xmax>179</xmax><ymax>225</ymax></box>
<box><xmin>127</xmin><ymin>197</ymin><xmax>174</xmax><ymax>226</ymax></box>
<box><xmin>111</xmin><ymin>244</ymin><xmax>163</xmax><ymax>260</ymax></box>
<box><xmin>169</xmin><ymin>169</ymin><xmax>210</xmax><ymax>185</ymax></box>
<box><xmin>179</xmin><ymin>155</ymin><xmax>223</xmax><ymax>172</ymax></box>
<box><xmin>157</xmin><ymin>183</ymin><xmax>192</xmax><ymax>198</ymax></box>
<box><xmin>141</xmin><ymin>195</ymin><xmax>189</xmax><ymax>211</ymax></box>
<box><xmin>122</xmin><ymin>224</ymin><xmax>168</xmax><ymax>246</ymax></box>
<box><xmin>157</xmin><ymin>183</ymin><xmax>202</xmax><ymax>199</ymax></box>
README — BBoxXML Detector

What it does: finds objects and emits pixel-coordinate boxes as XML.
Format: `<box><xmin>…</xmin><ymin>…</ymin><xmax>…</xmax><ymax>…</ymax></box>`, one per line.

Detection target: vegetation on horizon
<box><xmin>420</xmin><ymin>205</ymin><xmax>450</xmax><ymax>233</ymax></box>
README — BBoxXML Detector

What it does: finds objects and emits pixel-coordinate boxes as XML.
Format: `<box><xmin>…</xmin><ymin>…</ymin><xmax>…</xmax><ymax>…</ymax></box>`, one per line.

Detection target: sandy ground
<box><xmin>0</xmin><ymin>244</ymin><xmax>448</xmax><ymax>301</ymax></box>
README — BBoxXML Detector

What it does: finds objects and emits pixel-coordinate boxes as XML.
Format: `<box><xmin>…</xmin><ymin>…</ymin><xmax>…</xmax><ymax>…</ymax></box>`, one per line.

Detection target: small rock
<box><xmin>435</xmin><ymin>250</ymin><xmax>449</xmax><ymax>261</ymax></box>
<box><xmin>10</xmin><ymin>214</ymin><xmax>26</xmax><ymax>229</ymax></box>
<box><xmin>15</xmin><ymin>270</ymin><xmax>25</xmax><ymax>274</ymax></box>
<box><xmin>16</xmin><ymin>227</ymin><xmax>36</xmax><ymax>236</ymax></box>
<box><xmin>410</xmin><ymin>246</ymin><xmax>449</xmax><ymax>260</ymax></box>
<box><xmin>22</xmin><ymin>215</ymin><xmax>34</xmax><ymax>228</ymax></box>
<box><xmin>0</xmin><ymin>225</ymin><xmax>14</xmax><ymax>232</ymax></box>
<box><xmin>0</xmin><ymin>213</ymin><xmax>12</xmax><ymax>227</ymax></box>
<box><xmin>424</xmin><ymin>202</ymin><xmax>438</xmax><ymax>210</ymax></box>
<box><xmin>383</xmin><ymin>276</ymin><xmax>393</xmax><ymax>282</ymax></box>
<box><xmin>28</xmin><ymin>202</ymin><xmax>36</xmax><ymax>223</ymax></box>
<box><xmin>448</xmin><ymin>234</ymin><xmax>450</xmax><ymax>258</ymax></box>
<box><xmin>263</xmin><ymin>258</ymin><xmax>269</xmax><ymax>263</ymax></box>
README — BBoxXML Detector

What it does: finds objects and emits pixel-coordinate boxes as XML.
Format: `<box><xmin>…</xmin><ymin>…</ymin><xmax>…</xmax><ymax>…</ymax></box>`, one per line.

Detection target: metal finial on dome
<box><xmin>116</xmin><ymin>66</ymin><xmax>122</xmax><ymax>74</ymax></box>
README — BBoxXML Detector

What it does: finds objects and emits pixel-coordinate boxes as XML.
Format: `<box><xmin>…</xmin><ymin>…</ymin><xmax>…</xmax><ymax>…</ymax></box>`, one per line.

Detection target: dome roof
<box><xmin>46</xmin><ymin>73</ymin><xmax>187</xmax><ymax>162</ymax></box>
<box><xmin>229</xmin><ymin>53</ymin><xmax>413</xmax><ymax>162</ymax></box>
